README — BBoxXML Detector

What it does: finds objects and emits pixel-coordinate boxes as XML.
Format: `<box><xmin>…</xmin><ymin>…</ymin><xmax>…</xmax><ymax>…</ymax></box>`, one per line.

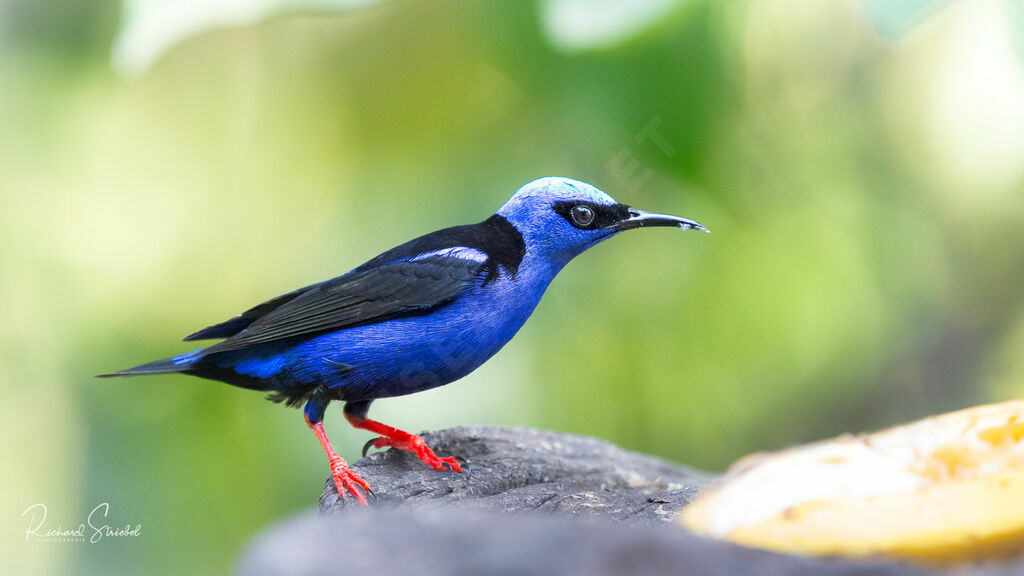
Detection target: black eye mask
<box><xmin>552</xmin><ymin>201</ymin><xmax>631</xmax><ymax>230</ymax></box>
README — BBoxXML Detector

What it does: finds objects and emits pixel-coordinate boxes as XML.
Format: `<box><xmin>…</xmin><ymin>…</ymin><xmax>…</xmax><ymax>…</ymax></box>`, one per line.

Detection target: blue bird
<box><xmin>100</xmin><ymin>177</ymin><xmax>707</xmax><ymax>504</ymax></box>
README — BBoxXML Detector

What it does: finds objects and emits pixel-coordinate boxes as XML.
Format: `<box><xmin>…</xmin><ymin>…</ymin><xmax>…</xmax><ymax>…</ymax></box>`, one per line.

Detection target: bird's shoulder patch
<box><xmin>357</xmin><ymin>214</ymin><xmax>525</xmax><ymax>281</ymax></box>
<box><xmin>404</xmin><ymin>247</ymin><xmax>489</xmax><ymax>264</ymax></box>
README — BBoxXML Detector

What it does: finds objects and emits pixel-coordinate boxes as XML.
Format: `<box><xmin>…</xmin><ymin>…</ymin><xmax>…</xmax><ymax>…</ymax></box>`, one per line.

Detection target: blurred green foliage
<box><xmin>4</xmin><ymin>0</ymin><xmax>1024</xmax><ymax>574</ymax></box>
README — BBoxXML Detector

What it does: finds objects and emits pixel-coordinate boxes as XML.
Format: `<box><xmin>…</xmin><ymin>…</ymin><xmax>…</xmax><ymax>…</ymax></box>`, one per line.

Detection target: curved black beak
<box><xmin>615</xmin><ymin>208</ymin><xmax>709</xmax><ymax>233</ymax></box>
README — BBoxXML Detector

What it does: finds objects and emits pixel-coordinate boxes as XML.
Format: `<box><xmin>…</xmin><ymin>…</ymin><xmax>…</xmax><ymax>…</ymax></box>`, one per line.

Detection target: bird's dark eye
<box><xmin>570</xmin><ymin>205</ymin><xmax>595</xmax><ymax>227</ymax></box>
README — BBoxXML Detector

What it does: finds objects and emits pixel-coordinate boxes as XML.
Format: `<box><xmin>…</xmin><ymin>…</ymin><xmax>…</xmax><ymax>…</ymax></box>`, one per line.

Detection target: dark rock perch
<box><xmin>319</xmin><ymin>426</ymin><xmax>710</xmax><ymax>521</ymax></box>
<box><xmin>238</xmin><ymin>426</ymin><xmax>1023</xmax><ymax>576</ymax></box>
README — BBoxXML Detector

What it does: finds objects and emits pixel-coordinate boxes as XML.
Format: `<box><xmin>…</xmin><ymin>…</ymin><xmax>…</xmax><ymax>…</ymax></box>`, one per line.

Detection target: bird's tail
<box><xmin>96</xmin><ymin>351</ymin><xmax>201</xmax><ymax>378</ymax></box>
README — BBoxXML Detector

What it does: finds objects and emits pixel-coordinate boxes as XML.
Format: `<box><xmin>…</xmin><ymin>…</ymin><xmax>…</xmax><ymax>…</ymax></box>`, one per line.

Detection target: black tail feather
<box><xmin>96</xmin><ymin>356</ymin><xmax>192</xmax><ymax>378</ymax></box>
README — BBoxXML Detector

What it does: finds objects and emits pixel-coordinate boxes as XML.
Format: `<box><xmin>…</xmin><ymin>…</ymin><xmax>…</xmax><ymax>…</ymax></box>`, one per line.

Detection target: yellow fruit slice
<box><xmin>680</xmin><ymin>399</ymin><xmax>1024</xmax><ymax>563</ymax></box>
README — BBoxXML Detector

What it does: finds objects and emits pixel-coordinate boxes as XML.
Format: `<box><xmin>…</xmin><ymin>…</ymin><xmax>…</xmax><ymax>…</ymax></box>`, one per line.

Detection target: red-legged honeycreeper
<box><xmin>99</xmin><ymin>177</ymin><xmax>708</xmax><ymax>504</ymax></box>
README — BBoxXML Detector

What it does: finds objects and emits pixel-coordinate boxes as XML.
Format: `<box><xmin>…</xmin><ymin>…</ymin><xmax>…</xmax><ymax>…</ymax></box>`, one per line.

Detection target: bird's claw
<box><xmin>329</xmin><ymin>457</ymin><xmax>372</xmax><ymax>506</ymax></box>
<box><xmin>435</xmin><ymin>456</ymin><xmax>463</xmax><ymax>472</ymax></box>
<box><xmin>362</xmin><ymin>435</ymin><xmax>397</xmax><ymax>458</ymax></box>
<box><xmin>362</xmin><ymin>437</ymin><xmax>380</xmax><ymax>458</ymax></box>
<box><xmin>413</xmin><ymin>442</ymin><xmax>463</xmax><ymax>473</ymax></box>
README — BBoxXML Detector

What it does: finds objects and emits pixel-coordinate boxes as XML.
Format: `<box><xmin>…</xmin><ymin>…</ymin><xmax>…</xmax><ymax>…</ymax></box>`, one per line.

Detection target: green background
<box><xmin>4</xmin><ymin>0</ymin><xmax>1024</xmax><ymax>573</ymax></box>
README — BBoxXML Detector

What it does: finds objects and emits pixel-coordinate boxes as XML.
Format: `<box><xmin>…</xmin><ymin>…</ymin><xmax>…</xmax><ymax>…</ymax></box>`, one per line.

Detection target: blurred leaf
<box><xmin>1011</xmin><ymin>0</ymin><xmax>1024</xmax><ymax>65</ymax></box>
<box><xmin>112</xmin><ymin>0</ymin><xmax>384</xmax><ymax>75</ymax></box>
<box><xmin>857</xmin><ymin>0</ymin><xmax>954</xmax><ymax>38</ymax></box>
<box><xmin>540</xmin><ymin>0</ymin><xmax>689</xmax><ymax>51</ymax></box>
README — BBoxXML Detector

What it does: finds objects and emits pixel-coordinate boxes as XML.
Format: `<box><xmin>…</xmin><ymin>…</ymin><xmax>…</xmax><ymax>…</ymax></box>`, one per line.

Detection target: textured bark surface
<box><xmin>238</xmin><ymin>426</ymin><xmax>1024</xmax><ymax>576</ymax></box>
<box><xmin>317</xmin><ymin>426</ymin><xmax>710</xmax><ymax>522</ymax></box>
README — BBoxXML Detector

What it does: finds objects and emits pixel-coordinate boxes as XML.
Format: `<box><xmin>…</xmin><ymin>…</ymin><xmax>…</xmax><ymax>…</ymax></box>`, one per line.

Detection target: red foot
<box><xmin>307</xmin><ymin>415</ymin><xmax>371</xmax><ymax>506</ymax></box>
<box><xmin>346</xmin><ymin>413</ymin><xmax>463</xmax><ymax>473</ymax></box>
<box><xmin>367</xmin><ymin>434</ymin><xmax>463</xmax><ymax>472</ymax></box>
<box><xmin>328</xmin><ymin>456</ymin><xmax>371</xmax><ymax>506</ymax></box>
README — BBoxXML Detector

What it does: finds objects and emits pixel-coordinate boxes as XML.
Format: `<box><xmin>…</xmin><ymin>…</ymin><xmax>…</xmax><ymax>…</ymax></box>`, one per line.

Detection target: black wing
<box><xmin>194</xmin><ymin>253</ymin><xmax>487</xmax><ymax>355</ymax></box>
<box><xmin>184</xmin><ymin>214</ymin><xmax>525</xmax><ymax>355</ymax></box>
<box><xmin>183</xmin><ymin>286</ymin><xmax>311</xmax><ymax>341</ymax></box>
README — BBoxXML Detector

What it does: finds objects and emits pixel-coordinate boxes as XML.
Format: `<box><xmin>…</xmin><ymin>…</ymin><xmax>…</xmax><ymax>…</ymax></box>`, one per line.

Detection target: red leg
<box><xmin>345</xmin><ymin>413</ymin><xmax>463</xmax><ymax>473</ymax></box>
<box><xmin>306</xmin><ymin>415</ymin><xmax>371</xmax><ymax>505</ymax></box>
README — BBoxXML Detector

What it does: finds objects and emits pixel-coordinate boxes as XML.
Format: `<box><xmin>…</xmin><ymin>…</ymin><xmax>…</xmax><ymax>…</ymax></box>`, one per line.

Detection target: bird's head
<box><xmin>496</xmin><ymin>177</ymin><xmax>708</xmax><ymax>268</ymax></box>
